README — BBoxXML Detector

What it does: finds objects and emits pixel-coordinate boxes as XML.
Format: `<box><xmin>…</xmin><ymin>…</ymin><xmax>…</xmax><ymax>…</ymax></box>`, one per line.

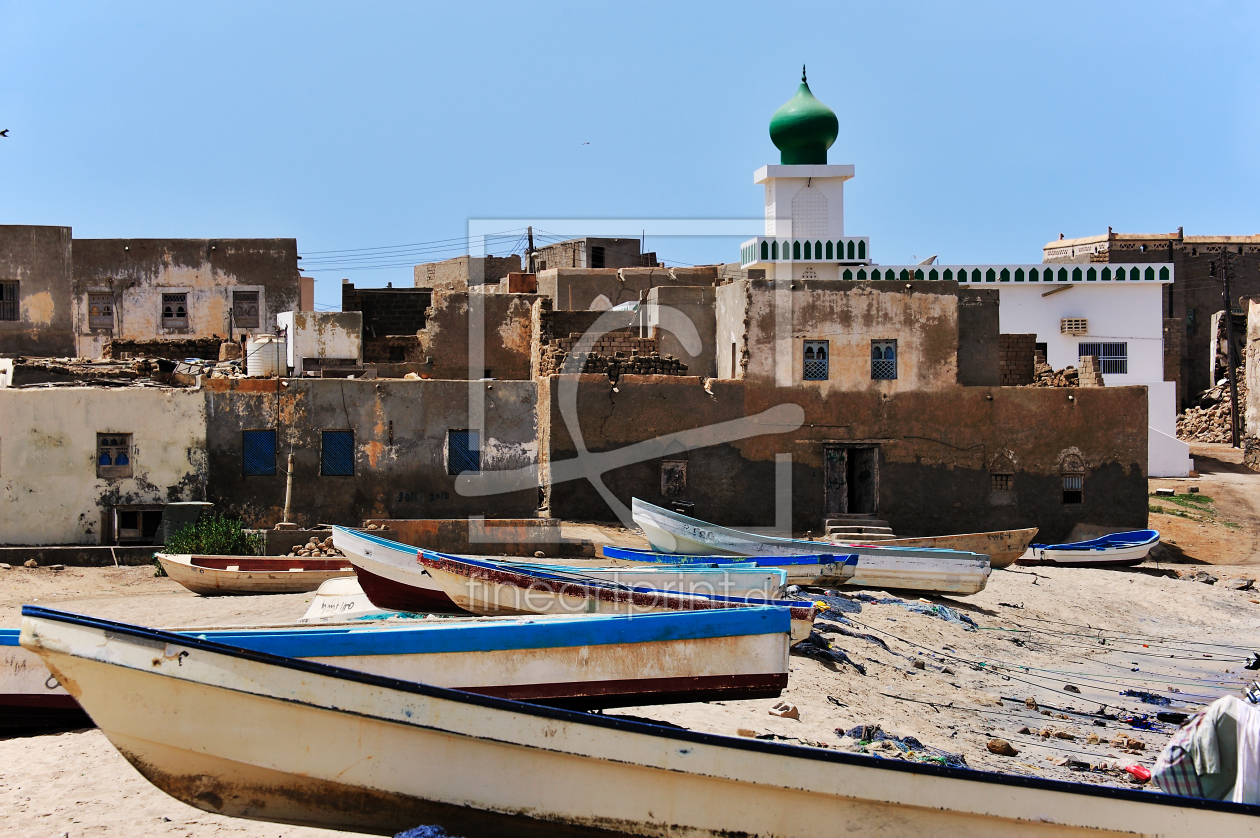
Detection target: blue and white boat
<box><xmin>631</xmin><ymin>498</ymin><xmax>992</xmax><ymax>595</ymax></box>
<box><xmin>1020</xmin><ymin>530</ymin><xmax>1160</xmax><ymax>567</ymax></box>
<box><xmin>600</xmin><ymin>545</ymin><xmax>858</xmax><ymax>587</ymax></box>
<box><xmin>2</xmin><ymin>604</ymin><xmax>794</xmax><ymax>725</ymax></box>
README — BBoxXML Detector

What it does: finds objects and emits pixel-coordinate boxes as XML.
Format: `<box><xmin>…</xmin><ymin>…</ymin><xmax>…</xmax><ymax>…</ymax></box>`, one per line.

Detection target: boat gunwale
<box><xmin>20</xmin><ymin>603</ymin><xmax>1260</xmax><ymax>819</ymax></box>
<box><xmin>418</xmin><ymin>550</ymin><xmax>815</xmax><ymax>621</ymax></box>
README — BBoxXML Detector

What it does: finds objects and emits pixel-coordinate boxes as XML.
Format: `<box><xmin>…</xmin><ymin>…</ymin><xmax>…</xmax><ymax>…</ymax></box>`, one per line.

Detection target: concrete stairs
<box><xmin>822</xmin><ymin>514</ymin><xmax>897</xmax><ymax>542</ymax></box>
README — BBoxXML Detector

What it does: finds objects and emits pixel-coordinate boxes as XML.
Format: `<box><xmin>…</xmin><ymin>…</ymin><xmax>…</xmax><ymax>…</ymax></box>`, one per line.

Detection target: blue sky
<box><xmin>2</xmin><ymin>2</ymin><xmax>1257</xmax><ymax>311</ymax></box>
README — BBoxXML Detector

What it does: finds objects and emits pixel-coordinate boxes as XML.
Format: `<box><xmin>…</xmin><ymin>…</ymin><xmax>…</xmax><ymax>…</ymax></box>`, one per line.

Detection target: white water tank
<box><xmin>246</xmin><ymin>336</ymin><xmax>288</xmax><ymax>377</ymax></box>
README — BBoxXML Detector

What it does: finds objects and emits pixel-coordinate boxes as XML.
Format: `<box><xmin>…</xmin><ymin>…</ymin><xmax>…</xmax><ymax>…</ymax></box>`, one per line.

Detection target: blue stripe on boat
<box><xmin>5</xmin><ymin>608</ymin><xmax>789</xmax><ymax>656</ymax></box>
<box><xmin>600</xmin><ymin>546</ymin><xmax>858</xmax><ymax>567</ymax></box>
<box><xmin>1031</xmin><ymin>530</ymin><xmax>1160</xmax><ymax>551</ymax></box>
<box><xmin>334</xmin><ymin>525</ymin><xmax>420</xmax><ymax>554</ymax></box>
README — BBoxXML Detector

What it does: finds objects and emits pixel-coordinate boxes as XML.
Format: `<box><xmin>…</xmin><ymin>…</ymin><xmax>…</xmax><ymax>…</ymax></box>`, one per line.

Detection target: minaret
<box><xmin>739</xmin><ymin>68</ymin><xmax>869</xmax><ymax>279</ymax></box>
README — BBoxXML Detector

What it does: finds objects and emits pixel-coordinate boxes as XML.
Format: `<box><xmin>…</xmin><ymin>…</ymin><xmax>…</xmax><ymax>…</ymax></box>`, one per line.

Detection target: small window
<box><xmin>1062</xmin><ymin>473</ymin><xmax>1083</xmax><ymax>504</ymax></box>
<box><xmin>803</xmin><ymin>340</ymin><xmax>828</xmax><ymax>381</ymax></box>
<box><xmin>97</xmin><ymin>433</ymin><xmax>133</xmax><ymax>478</ymax></box>
<box><xmin>0</xmin><ymin>280</ymin><xmax>17</xmax><ymax>321</ymax></box>
<box><xmin>88</xmin><ymin>293</ymin><xmax>115</xmax><ymax>330</ymax></box>
<box><xmin>447</xmin><ymin>429</ymin><xmax>480</xmax><ymax>475</ymax></box>
<box><xmin>661</xmin><ymin>459</ymin><xmax>687</xmax><ymax>497</ymax></box>
<box><xmin>242</xmin><ymin>429</ymin><xmax>277</xmax><ymax>476</ymax></box>
<box><xmin>590</xmin><ymin>246</ymin><xmax>606</xmax><ymax>269</ymax></box>
<box><xmin>232</xmin><ymin>291</ymin><xmax>259</xmax><ymax>330</ymax></box>
<box><xmin>162</xmin><ymin>293</ymin><xmax>188</xmax><ymax>330</ymax></box>
<box><xmin>321</xmin><ymin>430</ymin><xmax>354</xmax><ymax>476</ymax></box>
<box><xmin>1078</xmin><ymin>342</ymin><xmax>1127</xmax><ymax>375</ymax></box>
<box><xmin>871</xmin><ymin>340</ymin><xmax>897</xmax><ymax>380</ymax></box>
<box><xmin>990</xmin><ymin>473</ymin><xmax>1013</xmax><ymax>492</ymax></box>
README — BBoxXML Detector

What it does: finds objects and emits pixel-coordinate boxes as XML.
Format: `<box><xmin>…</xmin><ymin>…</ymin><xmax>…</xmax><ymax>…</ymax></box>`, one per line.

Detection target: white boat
<box><xmin>632</xmin><ymin>499</ymin><xmax>992</xmax><ymax>595</ymax></box>
<box><xmin>333</xmin><ymin>526</ymin><xmax>794</xmax><ymax>612</ymax></box>
<box><xmin>875</xmin><ymin>528</ymin><xmax>1038</xmax><ymax>569</ymax></box>
<box><xmin>156</xmin><ymin>553</ymin><xmax>356</xmax><ymax>596</ymax></box>
<box><xmin>418</xmin><ymin>550</ymin><xmax>817</xmax><ymax>645</ymax></box>
<box><xmin>298</xmin><ymin>577</ymin><xmax>404</xmax><ymax>623</ymax></box>
<box><xmin>0</xmin><ymin>628</ymin><xmax>89</xmax><ymax>730</ymax></box>
<box><xmin>21</xmin><ymin>605</ymin><xmax>1260</xmax><ymax>836</ymax></box>
<box><xmin>1018</xmin><ymin>530</ymin><xmax>1161</xmax><ymax>567</ymax></box>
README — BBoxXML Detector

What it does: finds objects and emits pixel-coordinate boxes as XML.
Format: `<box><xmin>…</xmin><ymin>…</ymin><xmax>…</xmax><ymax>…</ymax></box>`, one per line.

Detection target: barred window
<box><xmin>162</xmin><ymin>293</ymin><xmax>188</xmax><ymax>330</ymax></box>
<box><xmin>232</xmin><ymin>291</ymin><xmax>260</xmax><ymax>329</ymax></box>
<box><xmin>0</xmin><ymin>281</ymin><xmax>17</xmax><ymax>321</ymax></box>
<box><xmin>1078</xmin><ymin>342</ymin><xmax>1127</xmax><ymax>375</ymax></box>
<box><xmin>871</xmin><ymin>340</ymin><xmax>897</xmax><ymax>380</ymax></box>
<box><xmin>1062</xmin><ymin>473</ymin><xmax>1083</xmax><ymax>504</ymax></box>
<box><xmin>990</xmin><ymin>473</ymin><xmax>1013</xmax><ymax>492</ymax></box>
<box><xmin>88</xmin><ymin>293</ymin><xmax>115</xmax><ymax>330</ymax></box>
<box><xmin>97</xmin><ymin>433</ymin><xmax>133</xmax><ymax>478</ymax></box>
<box><xmin>803</xmin><ymin>340</ymin><xmax>828</xmax><ymax>381</ymax></box>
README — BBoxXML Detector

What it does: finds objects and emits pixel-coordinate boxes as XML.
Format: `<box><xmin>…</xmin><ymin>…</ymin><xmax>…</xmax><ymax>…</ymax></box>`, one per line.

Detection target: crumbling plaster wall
<box><xmin>0</xmin><ymin>225</ymin><xmax>76</xmax><ymax>357</ymax></box>
<box><xmin>72</xmin><ymin>239</ymin><xmax>301</xmax><ymax>359</ymax></box>
<box><xmin>542</xmin><ymin>375</ymin><xmax>1147</xmax><ymax>542</ymax></box>
<box><xmin>0</xmin><ymin>387</ymin><xmax>208</xmax><ymax>545</ymax></box>
<box><xmin>1246</xmin><ymin>297</ymin><xmax>1259</xmax><ymax>471</ymax></box>
<box><xmin>734</xmin><ymin>279</ymin><xmax>960</xmax><ymax>392</ymax></box>
<box><xmin>536</xmin><ymin>267</ymin><xmax>720</xmax><ymax>312</ymax></box>
<box><xmin>646</xmin><ymin>286</ymin><xmax>717</xmax><ymax>378</ymax></box>
<box><xmin>204</xmin><ymin>378</ymin><xmax>538</xmax><ymax>527</ymax></box>
<box><xmin>418</xmin><ymin>292</ymin><xmax>535</xmax><ymax>380</ymax></box>
<box><xmin>277</xmin><ymin>311</ymin><xmax>362</xmax><ymax>374</ymax></box>
<box><xmin>413</xmin><ymin>255</ymin><xmax>521</xmax><ymax>293</ymax></box>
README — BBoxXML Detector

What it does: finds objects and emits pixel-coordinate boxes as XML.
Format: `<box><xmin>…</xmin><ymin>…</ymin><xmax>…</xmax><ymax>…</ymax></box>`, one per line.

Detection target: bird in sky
<box><xmin>0</xmin><ymin>129</ymin><xmax>8</xmax><ymax>137</ymax></box>
<box><xmin>582</xmin><ymin>141</ymin><xmax>590</xmax><ymax>145</ymax></box>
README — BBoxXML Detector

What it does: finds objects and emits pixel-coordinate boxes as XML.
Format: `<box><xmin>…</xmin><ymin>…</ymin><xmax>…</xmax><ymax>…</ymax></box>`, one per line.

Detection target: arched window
<box><xmin>1072</xmin><ymin>267</ymin><xmax>1082</xmax><ymax>282</ymax></box>
<box><xmin>99</xmin><ymin>450</ymin><xmax>112</xmax><ymax>466</ymax></box>
<box><xmin>825</xmin><ymin>241</ymin><xmax>833</xmax><ymax>259</ymax></box>
<box><xmin>793</xmin><ymin>241</ymin><xmax>801</xmax><ymax>260</ymax></box>
<box><xmin>760</xmin><ymin>240</ymin><xmax>769</xmax><ymax>261</ymax></box>
<box><xmin>1014</xmin><ymin>268</ymin><xmax>1025</xmax><ymax>282</ymax></box>
<box><xmin>1087</xmin><ymin>268</ymin><xmax>1097</xmax><ymax>281</ymax></box>
<box><xmin>1000</xmin><ymin>268</ymin><xmax>1010</xmax><ymax>282</ymax></box>
<box><xmin>1145</xmin><ymin>266</ymin><xmax>1155</xmax><ymax>281</ymax></box>
<box><xmin>943</xmin><ymin>268</ymin><xmax>953</xmax><ymax>281</ymax></box>
<box><xmin>986</xmin><ymin>268</ymin><xmax>997</xmax><ymax>283</ymax></box>
<box><xmin>857</xmin><ymin>240</ymin><xmax>866</xmax><ymax>259</ymax></box>
<box><xmin>871</xmin><ymin>340</ymin><xmax>897</xmax><ymax>380</ymax></box>
<box><xmin>771</xmin><ymin>240</ymin><xmax>778</xmax><ymax>260</ymax></box>
<box><xmin>842</xmin><ymin>269</ymin><xmax>853</xmax><ymax>280</ymax></box>
<box><xmin>814</xmin><ymin>241</ymin><xmax>822</xmax><ymax>259</ymax></box>
<box><xmin>847</xmin><ymin>240</ymin><xmax>855</xmax><ymax>259</ymax></box>
<box><xmin>1061</xmin><ymin>453</ymin><xmax>1085</xmax><ymax>504</ymax></box>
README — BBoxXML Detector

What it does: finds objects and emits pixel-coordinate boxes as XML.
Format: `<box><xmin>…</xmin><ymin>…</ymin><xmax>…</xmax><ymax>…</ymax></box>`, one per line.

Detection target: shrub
<box><xmin>165</xmin><ymin>513</ymin><xmax>263</xmax><ymax>556</ymax></box>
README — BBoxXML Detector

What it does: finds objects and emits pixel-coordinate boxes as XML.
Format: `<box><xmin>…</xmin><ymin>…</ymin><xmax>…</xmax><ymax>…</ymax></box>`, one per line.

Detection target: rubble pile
<box><xmin>104</xmin><ymin>337</ymin><xmax>224</xmax><ymax>361</ymax></box>
<box><xmin>1029</xmin><ymin>362</ymin><xmax>1080</xmax><ymax>387</ymax></box>
<box><xmin>1177</xmin><ymin>363</ymin><xmax>1249</xmax><ymax>443</ymax></box>
<box><xmin>284</xmin><ymin>536</ymin><xmax>345</xmax><ymax>559</ymax></box>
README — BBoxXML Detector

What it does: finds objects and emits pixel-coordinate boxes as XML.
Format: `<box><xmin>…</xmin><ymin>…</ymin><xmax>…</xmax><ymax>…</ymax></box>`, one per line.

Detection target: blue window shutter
<box><xmin>242</xmin><ymin>430</ymin><xmax>277</xmax><ymax>476</ymax></box>
<box><xmin>448</xmin><ymin>430</ymin><xmax>481</xmax><ymax>475</ymax></box>
<box><xmin>321</xmin><ymin>430</ymin><xmax>354</xmax><ymax>476</ymax></box>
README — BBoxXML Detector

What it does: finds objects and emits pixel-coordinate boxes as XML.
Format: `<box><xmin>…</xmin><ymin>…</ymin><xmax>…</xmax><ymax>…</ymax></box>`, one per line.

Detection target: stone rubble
<box><xmin>1177</xmin><ymin>362</ymin><xmax>1249</xmax><ymax>443</ymax></box>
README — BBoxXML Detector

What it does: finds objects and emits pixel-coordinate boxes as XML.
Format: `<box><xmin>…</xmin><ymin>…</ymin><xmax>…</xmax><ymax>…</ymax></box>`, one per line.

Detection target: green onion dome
<box><xmin>769</xmin><ymin>67</ymin><xmax>838</xmax><ymax>165</ymax></box>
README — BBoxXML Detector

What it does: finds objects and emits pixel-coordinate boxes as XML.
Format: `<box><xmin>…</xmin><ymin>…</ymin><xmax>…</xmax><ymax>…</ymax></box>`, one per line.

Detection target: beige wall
<box><xmin>0</xmin><ymin>387</ymin><xmax>207</xmax><ymax>544</ymax></box>
<box><xmin>718</xmin><ymin>279</ymin><xmax>960</xmax><ymax>392</ymax></box>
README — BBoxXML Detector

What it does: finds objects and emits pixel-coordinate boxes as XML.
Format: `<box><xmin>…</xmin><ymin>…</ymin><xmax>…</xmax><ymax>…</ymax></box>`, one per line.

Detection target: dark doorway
<box><xmin>823</xmin><ymin>445</ymin><xmax>879</xmax><ymax>515</ymax></box>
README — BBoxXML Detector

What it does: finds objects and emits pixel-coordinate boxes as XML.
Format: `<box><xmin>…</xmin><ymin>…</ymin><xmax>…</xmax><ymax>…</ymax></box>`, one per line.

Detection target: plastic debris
<box><xmin>1121</xmin><ymin>689</ymin><xmax>1172</xmax><ymax>706</ymax></box>
<box><xmin>838</xmin><ymin>724</ymin><xmax>968</xmax><ymax>768</ymax></box>
<box><xmin>793</xmin><ymin>633</ymin><xmax>867</xmax><ymax>675</ymax></box>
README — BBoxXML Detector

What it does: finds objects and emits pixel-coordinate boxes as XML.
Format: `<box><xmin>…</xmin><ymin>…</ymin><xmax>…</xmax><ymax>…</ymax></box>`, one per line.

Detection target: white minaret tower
<box><xmin>739</xmin><ymin>68</ymin><xmax>869</xmax><ymax>280</ymax></box>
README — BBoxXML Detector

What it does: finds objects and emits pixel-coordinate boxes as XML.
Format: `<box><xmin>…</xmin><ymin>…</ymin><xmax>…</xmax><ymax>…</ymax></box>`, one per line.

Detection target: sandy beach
<box><xmin>4</xmin><ymin>444</ymin><xmax>1259</xmax><ymax>837</ymax></box>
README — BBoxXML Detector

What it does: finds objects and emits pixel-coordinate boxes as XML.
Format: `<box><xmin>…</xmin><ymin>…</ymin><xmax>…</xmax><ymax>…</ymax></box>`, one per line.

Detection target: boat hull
<box><xmin>22</xmin><ymin>607</ymin><xmax>1260</xmax><ymax>838</ymax></box>
<box><xmin>332</xmin><ymin>527</ymin><xmax>466</xmax><ymax>613</ymax></box>
<box><xmin>157</xmin><ymin>554</ymin><xmax>355</xmax><ymax>596</ymax></box>
<box><xmin>0</xmin><ymin>641</ymin><xmax>90</xmax><ymax>730</ymax></box>
<box><xmin>419</xmin><ymin>552</ymin><xmax>816</xmax><ymax>645</ymax></box>
<box><xmin>1017</xmin><ymin>531</ymin><xmax>1159</xmax><ymax>567</ymax></box>
<box><xmin>866</xmin><ymin>528</ymin><xmax>1038</xmax><ymax>569</ymax></box>
<box><xmin>633</xmin><ymin>498</ymin><xmax>991</xmax><ymax>595</ymax></box>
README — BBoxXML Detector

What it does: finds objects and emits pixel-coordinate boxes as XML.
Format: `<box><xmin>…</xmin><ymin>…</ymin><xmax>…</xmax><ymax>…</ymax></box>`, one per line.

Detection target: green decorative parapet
<box><xmin>834</xmin><ymin>265</ymin><xmax>1172</xmax><ymax>282</ymax></box>
<box><xmin>740</xmin><ymin>236</ymin><xmax>870</xmax><ymax>267</ymax></box>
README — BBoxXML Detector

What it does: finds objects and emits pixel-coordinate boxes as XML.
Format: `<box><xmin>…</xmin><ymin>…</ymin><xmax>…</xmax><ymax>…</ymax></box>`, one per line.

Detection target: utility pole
<box><xmin>527</xmin><ymin>226</ymin><xmax>535</xmax><ymax>274</ymax></box>
<box><xmin>1211</xmin><ymin>256</ymin><xmax>1242</xmax><ymax>448</ymax></box>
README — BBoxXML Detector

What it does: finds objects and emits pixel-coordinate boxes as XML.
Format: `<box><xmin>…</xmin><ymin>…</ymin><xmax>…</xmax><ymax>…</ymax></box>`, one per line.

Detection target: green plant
<box><xmin>152</xmin><ymin>556</ymin><xmax>167</xmax><ymax>577</ymax></box>
<box><xmin>165</xmin><ymin>513</ymin><xmax>263</xmax><ymax>556</ymax></box>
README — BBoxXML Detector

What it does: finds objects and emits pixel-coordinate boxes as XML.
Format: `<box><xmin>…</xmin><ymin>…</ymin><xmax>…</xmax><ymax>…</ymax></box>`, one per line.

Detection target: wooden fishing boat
<box><xmin>1018</xmin><ymin>530</ymin><xmax>1160</xmax><ymax>567</ymax></box>
<box><xmin>632</xmin><ymin>498</ymin><xmax>991</xmax><ymax>595</ymax></box>
<box><xmin>871</xmin><ymin>528</ymin><xmax>1038</xmax><ymax>569</ymax></box>
<box><xmin>417</xmin><ymin>550</ymin><xmax>818</xmax><ymax>645</ymax></box>
<box><xmin>333</xmin><ymin>526</ymin><xmax>467</xmax><ymax>613</ymax></box>
<box><xmin>334</xmin><ymin>526</ymin><xmax>795</xmax><ymax>612</ymax></box>
<box><xmin>156</xmin><ymin>553</ymin><xmax>356</xmax><ymax>596</ymax></box>
<box><xmin>22</xmin><ymin>606</ymin><xmax>1260</xmax><ymax>837</ymax></box>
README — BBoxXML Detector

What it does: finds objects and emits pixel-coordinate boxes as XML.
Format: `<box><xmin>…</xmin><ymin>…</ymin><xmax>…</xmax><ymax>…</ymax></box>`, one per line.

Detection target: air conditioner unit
<box><xmin>1061</xmin><ymin>318</ymin><xmax>1088</xmax><ymax>335</ymax></box>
